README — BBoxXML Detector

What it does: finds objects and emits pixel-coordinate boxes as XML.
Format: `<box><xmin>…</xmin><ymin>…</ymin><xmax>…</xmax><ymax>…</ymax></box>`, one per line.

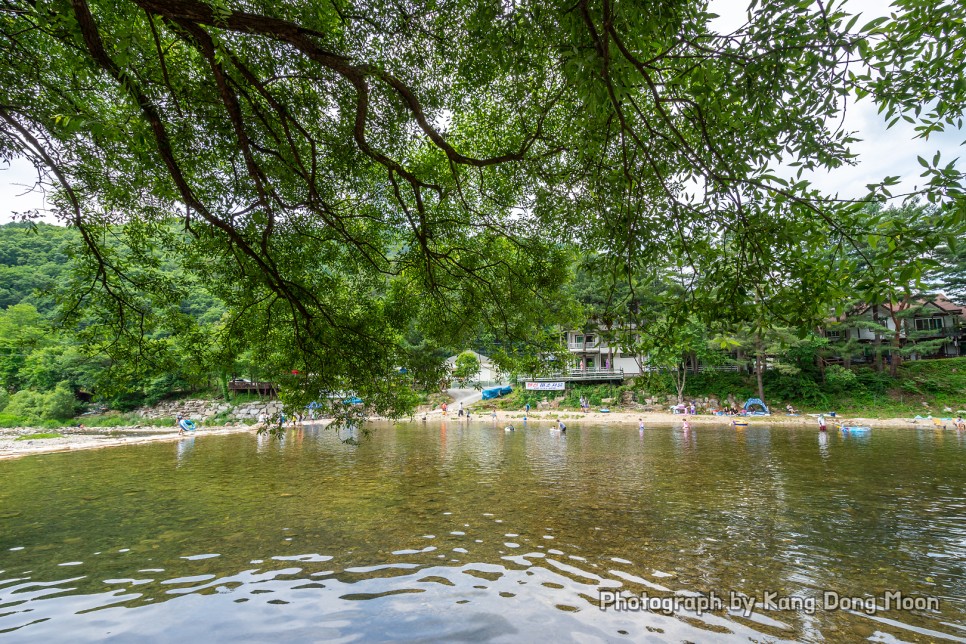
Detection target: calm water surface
<box><xmin>1</xmin><ymin>422</ymin><xmax>964</xmax><ymax>642</ymax></box>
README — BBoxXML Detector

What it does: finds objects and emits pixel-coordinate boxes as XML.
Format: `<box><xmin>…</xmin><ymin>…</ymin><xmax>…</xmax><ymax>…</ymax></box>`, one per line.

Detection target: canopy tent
<box><xmin>743</xmin><ymin>398</ymin><xmax>770</xmax><ymax>415</ymax></box>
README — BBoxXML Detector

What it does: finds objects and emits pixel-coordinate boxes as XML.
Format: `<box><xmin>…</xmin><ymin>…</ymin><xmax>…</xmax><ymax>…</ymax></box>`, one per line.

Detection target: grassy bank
<box><xmin>0</xmin><ymin>412</ymin><xmax>178</xmax><ymax>430</ymax></box>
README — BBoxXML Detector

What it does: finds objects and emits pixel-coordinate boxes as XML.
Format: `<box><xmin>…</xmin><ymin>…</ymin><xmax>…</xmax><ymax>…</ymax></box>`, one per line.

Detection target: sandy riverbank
<box><xmin>390</xmin><ymin>407</ymin><xmax>948</xmax><ymax>430</ymax></box>
<box><xmin>0</xmin><ymin>425</ymin><xmax>262</xmax><ymax>461</ymax></box>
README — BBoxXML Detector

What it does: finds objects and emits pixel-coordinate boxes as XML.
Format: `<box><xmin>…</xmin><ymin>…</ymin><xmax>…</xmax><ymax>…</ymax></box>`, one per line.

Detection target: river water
<box><xmin>1</xmin><ymin>422</ymin><xmax>964</xmax><ymax>642</ymax></box>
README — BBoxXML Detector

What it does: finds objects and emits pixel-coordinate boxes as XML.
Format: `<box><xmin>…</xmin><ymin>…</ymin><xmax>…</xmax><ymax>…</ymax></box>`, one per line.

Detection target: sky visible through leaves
<box><xmin>1</xmin><ymin>0</ymin><xmax>962</xmax><ymax>224</ymax></box>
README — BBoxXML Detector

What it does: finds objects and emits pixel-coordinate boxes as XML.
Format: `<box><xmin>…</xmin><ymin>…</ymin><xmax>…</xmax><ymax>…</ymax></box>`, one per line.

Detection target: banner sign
<box><xmin>525</xmin><ymin>381</ymin><xmax>566</xmax><ymax>391</ymax></box>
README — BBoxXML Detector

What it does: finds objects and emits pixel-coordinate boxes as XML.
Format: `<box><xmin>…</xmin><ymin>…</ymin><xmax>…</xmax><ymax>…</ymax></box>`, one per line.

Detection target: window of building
<box><xmin>826</xmin><ymin>330</ymin><xmax>841</xmax><ymax>340</ymax></box>
<box><xmin>586</xmin><ymin>334</ymin><xmax>595</xmax><ymax>346</ymax></box>
<box><xmin>914</xmin><ymin>318</ymin><xmax>944</xmax><ymax>332</ymax></box>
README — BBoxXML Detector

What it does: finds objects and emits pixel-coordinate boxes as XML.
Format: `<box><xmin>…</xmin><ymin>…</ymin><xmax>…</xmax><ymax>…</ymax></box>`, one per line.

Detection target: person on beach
<box><xmin>176</xmin><ymin>412</ymin><xmax>184</xmax><ymax>434</ymax></box>
<box><xmin>818</xmin><ymin>414</ymin><xmax>827</xmax><ymax>432</ymax></box>
<box><xmin>689</xmin><ymin>402</ymin><xmax>695</xmax><ymax>415</ymax></box>
<box><xmin>491</xmin><ymin>409</ymin><xmax>497</xmax><ymax>421</ymax></box>
<box><xmin>524</xmin><ymin>403</ymin><xmax>530</xmax><ymax>417</ymax></box>
<box><xmin>441</xmin><ymin>402</ymin><xmax>447</xmax><ymax>417</ymax></box>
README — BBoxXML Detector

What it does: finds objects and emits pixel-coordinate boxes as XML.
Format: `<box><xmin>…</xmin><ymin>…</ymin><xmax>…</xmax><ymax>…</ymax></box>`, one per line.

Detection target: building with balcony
<box><xmin>564</xmin><ymin>330</ymin><xmax>643</xmax><ymax>375</ymax></box>
<box><xmin>824</xmin><ymin>296</ymin><xmax>965</xmax><ymax>360</ymax></box>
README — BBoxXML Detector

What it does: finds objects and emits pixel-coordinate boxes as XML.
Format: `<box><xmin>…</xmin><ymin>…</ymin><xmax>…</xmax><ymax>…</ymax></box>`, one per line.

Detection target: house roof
<box><xmin>827</xmin><ymin>296</ymin><xmax>965</xmax><ymax>324</ymax></box>
<box><xmin>932</xmin><ymin>295</ymin><xmax>966</xmax><ymax>318</ymax></box>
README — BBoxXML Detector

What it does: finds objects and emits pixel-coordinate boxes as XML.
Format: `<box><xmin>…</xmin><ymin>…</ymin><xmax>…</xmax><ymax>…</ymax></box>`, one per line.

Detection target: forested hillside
<box><xmin>0</xmin><ymin>221</ymin><xmax>228</xmax><ymax>419</ymax></box>
<box><xmin>0</xmin><ymin>222</ymin><xmax>75</xmax><ymax>311</ymax></box>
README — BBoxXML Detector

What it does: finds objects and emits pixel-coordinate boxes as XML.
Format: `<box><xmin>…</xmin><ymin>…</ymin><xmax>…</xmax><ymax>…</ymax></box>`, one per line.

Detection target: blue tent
<box><xmin>481</xmin><ymin>386</ymin><xmax>512</xmax><ymax>400</ymax></box>
<box><xmin>743</xmin><ymin>398</ymin><xmax>770</xmax><ymax>414</ymax></box>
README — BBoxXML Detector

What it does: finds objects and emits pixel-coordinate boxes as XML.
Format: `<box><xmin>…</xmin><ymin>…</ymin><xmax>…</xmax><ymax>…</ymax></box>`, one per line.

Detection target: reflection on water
<box><xmin>1</xmin><ymin>424</ymin><xmax>965</xmax><ymax>642</ymax></box>
<box><xmin>175</xmin><ymin>436</ymin><xmax>195</xmax><ymax>467</ymax></box>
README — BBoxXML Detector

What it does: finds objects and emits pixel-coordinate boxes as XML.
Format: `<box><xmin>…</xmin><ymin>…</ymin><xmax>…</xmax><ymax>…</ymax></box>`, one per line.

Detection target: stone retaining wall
<box><xmin>137</xmin><ymin>398</ymin><xmax>284</xmax><ymax>421</ymax></box>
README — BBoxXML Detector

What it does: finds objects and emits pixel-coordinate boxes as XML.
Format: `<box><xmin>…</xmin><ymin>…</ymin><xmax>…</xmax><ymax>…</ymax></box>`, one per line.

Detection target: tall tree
<box><xmin>849</xmin><ymin>204</ymin><xmax>961</xmax><ymax>376</ymax></box>
<box><xmin>934</xmin><ymin>242</ymin><xmax>966</xmax><ymax>301</ymax></box>
<box><xmin>0</xmin><ymin>303</ymin><xmax>52</xmax><ymax>390</ymax></box>
<box><xmin>1</xmin><ymin>0</ymin><xmax>964</xmax><ymax>416</ymax></box>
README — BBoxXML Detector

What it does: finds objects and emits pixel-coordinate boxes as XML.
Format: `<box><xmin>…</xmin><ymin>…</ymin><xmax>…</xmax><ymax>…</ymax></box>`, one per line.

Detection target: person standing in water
<box><xmin>638</xmin><ymin>418</ymin><xmax>645</xmax><ymax>432</ymax></box>
<box><xmin>818</xmin><ymin>413</ymin><xmax>827</xmax><ymax>432</ymax></box>
<box><xmin>682</xmin><ymin>416</ymin><xmax>690</xmax><ymax>432</ymax></box>
<box><xmin>557</xmin><ymin>419</ymin><xmax>567</xmax><ymax>433</ymax></box>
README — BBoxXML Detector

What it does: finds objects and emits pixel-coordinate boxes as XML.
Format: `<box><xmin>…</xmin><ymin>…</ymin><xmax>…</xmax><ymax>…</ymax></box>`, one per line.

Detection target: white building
<box><xmin>564</xmin><ymin>330</ymin><xmax>644</xmax><ymax>377</ymax></box>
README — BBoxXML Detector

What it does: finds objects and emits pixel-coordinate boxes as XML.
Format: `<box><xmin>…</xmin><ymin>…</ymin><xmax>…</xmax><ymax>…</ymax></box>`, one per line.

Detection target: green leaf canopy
<box><xmin>1</xmin><ymin>0</ymin><xmax>963</xmax><ymax>414</ymax></box>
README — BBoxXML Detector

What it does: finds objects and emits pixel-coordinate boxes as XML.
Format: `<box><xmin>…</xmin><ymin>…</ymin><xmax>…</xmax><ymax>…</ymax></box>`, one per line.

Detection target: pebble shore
<box><xmin>0</xmin><ymin>425</ymin><xmax>259</xmax><ymax>460</ymax></box>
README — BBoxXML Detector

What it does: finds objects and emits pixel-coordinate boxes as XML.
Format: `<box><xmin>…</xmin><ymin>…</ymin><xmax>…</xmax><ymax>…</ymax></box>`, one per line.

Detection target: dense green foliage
<box><xmin>1</xmin><ymin>1</ymin><xmax>966</xmax><ymax>423</ymax></box>
<box><xmin>0</xmin><ymin>222</ymin><xmax>75</xmax><ymax>311</ymax></box>
<box><xmin>0</xmin><ymin>222</ymin><xmax>224</xmax><ymax>413</ymax></box>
